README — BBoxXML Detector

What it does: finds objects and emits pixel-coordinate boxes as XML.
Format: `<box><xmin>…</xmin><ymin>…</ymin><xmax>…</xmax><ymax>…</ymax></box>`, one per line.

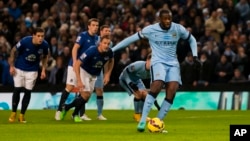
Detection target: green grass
<box><xmin>1</xmin><ymin>110</ymin><xmax>249</xmax><ymax>141</ymax></box>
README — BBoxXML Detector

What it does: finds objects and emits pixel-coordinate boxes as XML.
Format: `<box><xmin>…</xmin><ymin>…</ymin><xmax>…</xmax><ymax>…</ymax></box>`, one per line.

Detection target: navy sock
<box><xmin>21</xmin><ymin>89</ymin><xmax>31</xmax><ymax>114</ymax></box>
<box><xmin>57</xmin><ymin>89</ymin><xmax>69</xmax><ymax>111</ymax></box>
<box><xmin>12</xmin><ymin>87</ymin><xmax>22</xmax><ymax>112</ymax></box>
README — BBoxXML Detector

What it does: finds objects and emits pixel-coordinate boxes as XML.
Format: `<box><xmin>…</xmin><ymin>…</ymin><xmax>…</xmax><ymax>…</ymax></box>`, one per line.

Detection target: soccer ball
<box><xmin>147</xmin><ymin>117</ymin><xmax>165</xmax><ymax>133</ymax></box>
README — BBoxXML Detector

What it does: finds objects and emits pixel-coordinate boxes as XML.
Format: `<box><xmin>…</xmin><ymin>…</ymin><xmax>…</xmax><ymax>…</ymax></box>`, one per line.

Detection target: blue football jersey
<box><xmin>79</xmin><ymin>46</ymin><xmax>114</xmax><ymax>75</ymax></box>
<box><xmin>15</xmin><ymin>36</ymin><xmax>49</xmax><ymax>71</ymax></box>
<box><xmin>68</xmin><ymin>31</ymin><xmax>98</xmax><ymax>66</ymax></box>
<box><xmin>119</xmin><ymin>61</ymin><xmax>150</xmax><ymax>83</ymax></box>
<box><xmin>139</xmin><ymin>22</ymin><xmax>190</xmax><ymax>66</ymax></box>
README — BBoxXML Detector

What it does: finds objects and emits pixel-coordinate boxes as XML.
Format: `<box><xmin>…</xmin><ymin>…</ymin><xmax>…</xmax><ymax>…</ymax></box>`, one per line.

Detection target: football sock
<box><xmin>138</xmin><ymin>99</ymin><xmax>144</xmax><ymax>114</ymax></box>
<box><xmin>157</xmin><ymin>98</ymin><xmax>172</xmax><ymax>120</ymax></box>
<box><xmin>21</xmin><ymin>89</ymin><xmax>31</xmax><ymax>114</ymax></box>
<box><xmin>79</xmin><ymin>103</ymin><xmax>85</xmax><ymax>116</ymax></box>
<box><xmin>97</xmin><ymin>96</ymin><xmax>103</xmax><ymax>116</ymax></box>
<box><xmin>140</xmin><ymin>94</ymin><xmax>155</xmax><ymax>123</ymax></box>
<box><xmin>57</xmin><ymin>89</ymin><xmax>70</xmax><ymax>111</ymax></box>
<box><xmin>12</xmin><ymin>87</ymin><xmax>22</xmax><ymax>112</ymax></box>
<box><xmin>154</xmin><ymin>100</ymin><xmax>161</xmax><ymax>111</ymax></box>
<box><xmin>65</xmin><ymin>99</ymin><xmax>76</xmax><ymax>111</ymax></box>
<box><xmin>72</xmin><ymin>97</ymin><xmax>86</xmax><ymax>117</ymax></box>
<box><xmin>134</xmin><ymin>98</ymin><xmax>140</xmax><ymax>114</ymax></box>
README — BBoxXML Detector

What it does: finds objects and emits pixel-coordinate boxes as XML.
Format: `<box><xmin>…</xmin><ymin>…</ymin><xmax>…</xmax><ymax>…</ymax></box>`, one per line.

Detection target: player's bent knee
<box><xmin>149</xmin><ymin>91</ymin><xmax>158</xmax><ymax>98</ymax></box>
<box><xmin>95</xmin><ymin>88</ymin><xmax>103</xmax><ymax>96</ymax></box>
<box><xmin>65</xmin><ymin>84</ymin><xmax>74</xmax><ymax>92</ymax></box>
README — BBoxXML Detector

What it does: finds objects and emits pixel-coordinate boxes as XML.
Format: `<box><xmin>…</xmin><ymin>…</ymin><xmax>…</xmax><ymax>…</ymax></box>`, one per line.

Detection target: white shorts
<box><xmin>80</xmin><ymin>68</ymin><xmax>97</xmax><ymax>93</ymax></box>
<box><xmin>66</xmin><ymin>66</ymin><xmax>77</xmax><ymax>86</ymax></box>
<box><xmin>13</xmin><ymin>68</ymin><xmax>38</xmax><ymax>90</ymax></box>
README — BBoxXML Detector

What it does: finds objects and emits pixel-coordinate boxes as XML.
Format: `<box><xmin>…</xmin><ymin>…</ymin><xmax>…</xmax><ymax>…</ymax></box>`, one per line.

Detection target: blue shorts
<box><xmin>119</xmin><ymin>79</ymin><xmax>146</xmax><ymax>96</ymax></box>
<box><xmin>95</xmin><ymin>69</ymin><xmax>103</xmax><ymax>88</ymax></box>
<box><xmin>151</xmin><ymin>63</ymin><xmax>182</xmax><ymax>85</ymax></box>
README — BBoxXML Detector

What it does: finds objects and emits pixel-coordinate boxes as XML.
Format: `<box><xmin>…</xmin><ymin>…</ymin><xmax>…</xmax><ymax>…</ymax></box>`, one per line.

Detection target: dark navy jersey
<box><xmin>15</xmin><ymin>36</ymin><xmax>49</xmax><ymax>71</ymax></box>
<box><xmin>79</xmin><ymin>46</ymin><xmax>113</xmax><ymax>76</ymax></box>
<box><xmin>68</xmin><ymin>31</ymin><xmax>98</xmax><ymax>66</ymax></box>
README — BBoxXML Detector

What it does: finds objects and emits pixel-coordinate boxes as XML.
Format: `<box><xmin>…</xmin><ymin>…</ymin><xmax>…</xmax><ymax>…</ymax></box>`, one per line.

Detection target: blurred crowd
<box><xmin>1</xmin><ymin>0</ymin><xmax>250</xmax><ymax>88</ymax></box>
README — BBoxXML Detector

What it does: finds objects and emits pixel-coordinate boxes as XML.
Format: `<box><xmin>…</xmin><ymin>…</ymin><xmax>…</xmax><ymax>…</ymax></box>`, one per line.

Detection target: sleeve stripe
<box><xmin>138</xmin><ymin>31</ymin><xmax>143</xmax><ymax>39</ymax></box>
<box><xmin>185</xmin><ymin>32</ymin><xmax>191</xmax><ymax>41</ymax></box>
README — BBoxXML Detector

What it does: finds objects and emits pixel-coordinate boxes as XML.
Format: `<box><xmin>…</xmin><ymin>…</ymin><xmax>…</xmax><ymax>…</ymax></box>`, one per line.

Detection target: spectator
<box><xmin>230</xmin><ymin>68</ymin><xmax>247</xmax><ymax>83</ymax></box>
<box><xmin>215</xmin><ymin>55</ymin><xmax>234</xmax><ymax>83</ymax></box>
<box><xmin>193</xmin><ymin>52</ymin><xmax>213</xmax><ymax>87</ymax></box>
<box><xmin>181</xmin><ymin>52</ymin><xmax>198</xmax><ymax>86</ymax></box>
<box><xmin>235</xmin><ymin>0</ymin><xmax>250</xmax><ymax>23</ymax></box>
<box><xmin>44</xmin><ymin>17</ymin><xmax>58</xmax><ymax>42</ymax></box>
<box><xmin>48</xmin><ymin>56</ymin><xmax>66</xmax><ymax>85</ymax></box>
<box><xmin>205</xmin><ymin>10</ymin><xmax>225</xmax><ymax>43</ymax></box>
<box><xmin>114</xmin><ymin>51</ymin><xmax>131</xmax><ymax>84</ymax></box>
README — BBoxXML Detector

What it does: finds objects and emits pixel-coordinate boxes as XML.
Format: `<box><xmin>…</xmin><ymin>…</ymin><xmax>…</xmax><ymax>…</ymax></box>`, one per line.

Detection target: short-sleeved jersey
<box><xmin>68</xmin><ymin>31</ymin><xmax>98</xmax><ymax>66</ymax></box>
<box><xmin>15</xmin><ymin>36</ymin><xmax>49</xmax><ymax>71</ymax></box>
<box><xmin>139</xmin><ymin>22</ymin><xmax>190</xmax><ymax>66</ymax></box>
<box><xmin>79</xmin><ymin>46</ymin><xmax>113</xmax><ymax>76</ymax></box>
<box><xmin>119</xmin><ymin>61</ymin><xmax>150</xmax><ymax>83</ymax></box>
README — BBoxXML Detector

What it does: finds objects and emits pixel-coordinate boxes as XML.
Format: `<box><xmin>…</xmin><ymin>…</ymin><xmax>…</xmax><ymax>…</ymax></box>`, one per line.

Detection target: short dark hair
<box><xmin>88</xmin><ymin>18</ymin><xmax>99</xmax><ymax>25</ymax></box>
<box><xmin>33</xmin><ymin>27</ymin><xmax>44</xmax><ymax>35</ymax></box>
<box><xmin>159</xmin><ymin>9</ymin><xmax>172</xmax><ymax>17</ymax></box>
<box><xmin>100</xmin><ymin>25</ymin><xmax>110</xmax><ymax>31</ymax></box>
<box><xmin>100</xmin><ymin>35</ymin><xmax>111</xmax><ymax>41</ymax></box>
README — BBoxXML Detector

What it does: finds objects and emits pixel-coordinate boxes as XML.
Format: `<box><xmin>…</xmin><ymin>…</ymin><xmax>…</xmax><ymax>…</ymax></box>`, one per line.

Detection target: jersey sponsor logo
<box><xmin>25</xmin><ymin>54</ymin><xmax>36</xmax><ymax>61</ymax></box>
<box><xmin>26</xmin><ymin>48</ymin><xmax>30</xmax><ymax>51</ymax></box>
<box><xmin>87</xmin><ymin>40</ymin><xmax>90</xmax><ymax>42</ymax></box>
<box><xmin>155</xmin><ymin>41</ymin><xmax>177</xmax><ymax>46</ymax></box>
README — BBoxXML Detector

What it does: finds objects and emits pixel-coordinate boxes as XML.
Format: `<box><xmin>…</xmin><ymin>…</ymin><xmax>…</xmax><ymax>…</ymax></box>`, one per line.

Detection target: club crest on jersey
<box><xmin>172</xmin><ymin>32</ymin><xmax>177</xmax><ymax>38</ymax></box>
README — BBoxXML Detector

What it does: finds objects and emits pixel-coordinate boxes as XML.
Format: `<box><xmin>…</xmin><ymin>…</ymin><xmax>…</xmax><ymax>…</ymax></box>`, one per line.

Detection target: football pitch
<box><xmin>1</xmin><ymin>110</ymin><xmax>249</xmax><ymax>141</ymax></box>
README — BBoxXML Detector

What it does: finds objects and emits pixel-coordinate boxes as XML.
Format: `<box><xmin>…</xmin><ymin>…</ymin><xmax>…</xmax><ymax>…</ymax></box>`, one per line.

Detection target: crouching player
<box><xmin>60</xmin><ymin>35</ymin><xmax>114</xmax><ymax>122</ymax></box>
<box><xmin>119</xmin><ymin>53</ymin><xmax>160</xmax><ymax>122</ymax></box>
<box><xmin>8</xmin><ymin>27</ymin><xmax>49</xmax><ymax>123</ymax></box>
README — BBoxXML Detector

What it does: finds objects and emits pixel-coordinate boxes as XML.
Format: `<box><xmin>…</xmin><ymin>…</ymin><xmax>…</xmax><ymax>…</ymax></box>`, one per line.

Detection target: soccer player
<box><xmin>119</xmin><ymin>53</ymin><xmax>160</xmax><ymax>122</ymax></box>
<box><xmin>60</xmin><ymin>35</ymin><xmax>114</xmax><ymax>122</ymax></box>
<box><xmin>8</xmin><ymin>27</ymin><xmax>49</xmax><ymax>123</ymax></box>
<box><xmin>55</xmin><ymin>18</ymin><xmax>99</xmax><ymax>120</ymax></box>
<box><xmin>79</xmin><ymin>25</ymin><xmax>113</xmax><ymax>120</ymax></box>
<box><xmin>112</xmin><ymin>9</ymin><xmax>200</xmax><ymax>132</ymax></box>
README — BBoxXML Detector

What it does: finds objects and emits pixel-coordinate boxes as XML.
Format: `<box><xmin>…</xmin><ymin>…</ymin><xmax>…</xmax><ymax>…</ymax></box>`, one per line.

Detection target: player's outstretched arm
<box><xmin>112</xmin><ymin>33</ymin><xmax>140</xmax><ymax>52</ymax></box>
<box><xmin>188</xmin><ymin>34</ymin><xmax>198</xmax><ymax>57</ymax></box>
